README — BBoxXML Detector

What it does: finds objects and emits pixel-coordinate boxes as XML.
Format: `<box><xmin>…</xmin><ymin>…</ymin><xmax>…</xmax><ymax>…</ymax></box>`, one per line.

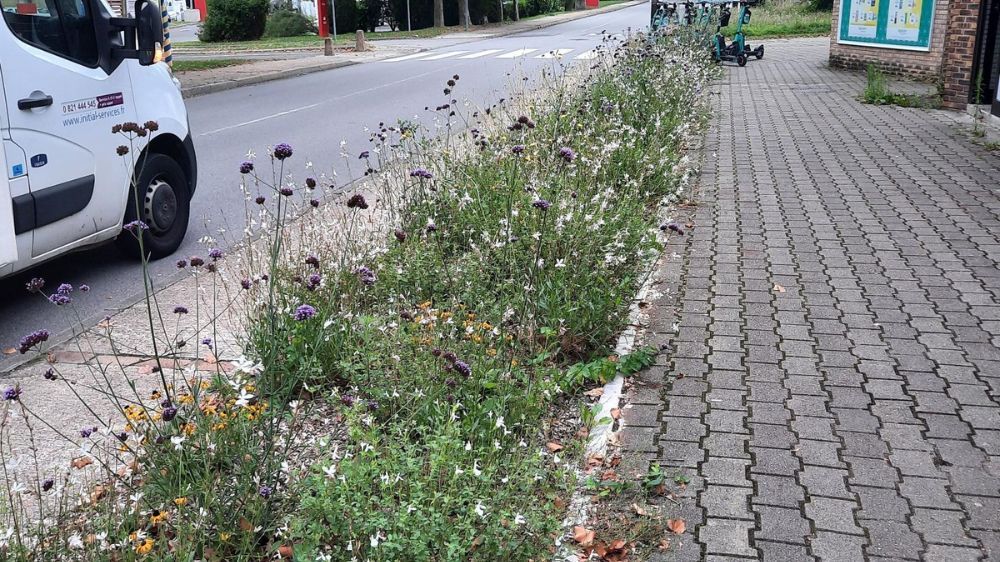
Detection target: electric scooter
<box><xmin>713</xmin><ymin>0</ymin><xmax>764</xmax><ymax>66</ymax></box>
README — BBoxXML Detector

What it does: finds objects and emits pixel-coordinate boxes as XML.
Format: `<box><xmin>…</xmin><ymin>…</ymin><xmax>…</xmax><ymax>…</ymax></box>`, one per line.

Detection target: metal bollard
<box><xmin>324</xmin><ymin>37</ymin><xmax>333</xmax><ymax>56</ymax></box>
<box><xmin>355</xmin><ymin>30</ymin><xmax>366</xmax><ymax>52</ymax></box>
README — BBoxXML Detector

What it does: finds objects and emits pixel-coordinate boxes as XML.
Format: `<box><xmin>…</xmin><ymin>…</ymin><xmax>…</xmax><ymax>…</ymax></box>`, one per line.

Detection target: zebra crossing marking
<box><xmin>420</xmin><ymin>51</ymin><xmax>470</xmax><ymax>60</ymax></box>
<box><xmin>459</xmin><ymin>49</ymin><xmax>504</xmax><ymax>58</ymax></box>
<box><xmin>497</xmin><ymin>48</ymin><xmax>538</xmax><ymax>58</ymax></box>
<box><xmin>382</xmin><ymin>51</ymin><xmax>436</xmax><ymax>62</ymax></box>
<box><xmin>537</xmin><ymin>48</ymin><xmax>573</xmax><ymax>58</ymax></box>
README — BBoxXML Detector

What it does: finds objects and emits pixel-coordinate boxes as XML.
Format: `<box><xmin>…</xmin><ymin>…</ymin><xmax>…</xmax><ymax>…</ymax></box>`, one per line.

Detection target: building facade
<box><xmin>829</xmin><ymin>0</ymin><xmax>1000</xmax><ymax>115</ymax></box>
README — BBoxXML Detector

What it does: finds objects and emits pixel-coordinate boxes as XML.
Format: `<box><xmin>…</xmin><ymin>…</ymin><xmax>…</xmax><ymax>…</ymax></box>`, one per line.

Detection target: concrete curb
<box><xmin>180</xmin><ymin>58</ymin><xmax>363</xmax><ymax>98</ymax></box>
<box><xmin>177</xmin><ymin>1</ymin><xmax>641</xmax><ymax>98</ymax></box>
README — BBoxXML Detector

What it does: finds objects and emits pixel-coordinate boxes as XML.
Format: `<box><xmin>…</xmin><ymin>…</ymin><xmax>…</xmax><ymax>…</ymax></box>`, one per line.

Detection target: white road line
<box><xmin>459</xmin><ymin>49</ymin><xmax>504</xmax><ymax>59</ymax></box>
<box><xmin>537</xmin><ymin>48</ymin><xmax>573</xmax><ymax>58</ymax></box>
<box><xmin>420</xmin><ymin>51</ymin><xmax>470</xmax><ymax>60</ymax></box>
<box><xmin>497</xmin><ymin>48</ymin><xmax>538</xmax><ymax>58</ymax></box>
<box><xmin>199</xmin><ymin>103</ymin><xmax>321</xmax><ymax>136</ymax></box>
<box><xmin>575</xmin><ymin>50</ymin><xmax>598</xmax><ymax>59</ymax></box>
<box><xmin>382</xmin><ymin>51</ymin><xmax>435</xmax><ymax>62</ymax></box>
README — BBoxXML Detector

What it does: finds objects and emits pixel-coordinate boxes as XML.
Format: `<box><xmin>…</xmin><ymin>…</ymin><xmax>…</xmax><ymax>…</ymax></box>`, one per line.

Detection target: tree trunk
<box><xmin>574</xmin><ymin>0</ymin><xmax>584</xmax><ymax>9</ymax></box>
<box><xmin>434</xmin><ymin>0</ymin><xmax>444</xmax><ymax>27</ymax></box>
<box><xmin>513</xmin><ymin>0</ymin><xmax>519</xmax><ymax>20</ymax></box>
<box><xmin>459</xmin><ymin>0</ymin><xmax>471</xmax><ymax>28</ymax></box>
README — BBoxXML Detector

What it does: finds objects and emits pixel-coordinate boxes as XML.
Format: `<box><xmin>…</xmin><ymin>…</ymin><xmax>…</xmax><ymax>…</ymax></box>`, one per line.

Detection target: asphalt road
<box><xmin>0</xmin><ymin>3</ymin><xmax>647</xmax><ymax>367</ymax></box>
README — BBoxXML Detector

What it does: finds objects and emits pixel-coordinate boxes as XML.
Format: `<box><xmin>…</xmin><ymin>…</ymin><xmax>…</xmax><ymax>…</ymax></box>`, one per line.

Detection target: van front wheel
<box><xmin>117</xmin><ymin>153</ymin><xmax>191</xmax><ymax>259</ymax></box>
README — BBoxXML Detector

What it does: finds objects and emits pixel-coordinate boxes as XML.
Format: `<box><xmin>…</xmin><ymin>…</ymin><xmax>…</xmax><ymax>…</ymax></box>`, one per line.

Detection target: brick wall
<box><xmin>940</xmin><ymin>0</ymin><xmax>981</xmax><ymax>108</ymax></box>
<box><xmin>828</xmin><ymin>0</ymin><xmax>950</xmax><ymax>79</ymax></box>
<box><xmin>828</xmin><ymin>0</ymin><xmax>984</xmax><ymax>109</ymax></box>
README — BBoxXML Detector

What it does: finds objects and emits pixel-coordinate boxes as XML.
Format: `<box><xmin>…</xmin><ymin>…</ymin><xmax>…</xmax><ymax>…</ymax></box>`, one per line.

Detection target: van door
<box><xmin>0</xmin><ymin>0</ymin><xmax>137</xmax><ymax>258</ymax></box>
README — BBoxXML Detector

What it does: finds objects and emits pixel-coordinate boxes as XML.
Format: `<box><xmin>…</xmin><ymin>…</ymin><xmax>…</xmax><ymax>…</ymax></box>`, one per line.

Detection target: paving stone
<box><xmin>808</xmin><ymin>532</ymin><xmax>867</xmax><ymax>562</ymax></box>
<box><xmin>805</xmin><ymin>496</ymin><xmax>864</xmax><ymax>535</ymax></box>
<box><xmin>865</xmin><ymin>520</ymin><xmax>925</xmax><ymax>560</ymax></box>
<box><xmin>752</xmin><ymin>505</ymin><xmax>811</xmax><ymax>544</ymax></box>
<box><xmin>852</xmin><ymin>485</ymin><xmax>911</xmax><ymax>522</ymax></box>
<box><xmin>922</xmin><ymin>545</ymin><xmax>984</xmax><ymax>562</ymax></box>
<box><xmin>910</xmin><ymin>508</ymin><xmax>980</xmax><ymax>547</ymax></box>
<box><xmin>698</xmin><ymin>518</ymin><xmax>756</xmax><ymax>557</ymax></box>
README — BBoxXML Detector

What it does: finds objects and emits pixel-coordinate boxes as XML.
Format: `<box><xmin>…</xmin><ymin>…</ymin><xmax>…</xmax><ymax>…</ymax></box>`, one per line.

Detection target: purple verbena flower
<box><xmin>558</xmin><ymin>147</ymin><xmax>576</xmax><ymax>163</ymax></box>
<box><xmin>394</xmin><ymin>229</ymin><xmax>407</xmax><ymax>243</ymax></box>
<box><xmin>409</xmin><ymin>168</ymin><xmax>433</xmax><ymax>179</ymax></box>
<box><xmin>512</xmin><ymin>144</ymin><xmax>526</xmax><ymax>154</ymax></box>
<box><xmin>359</xmin><ymin>151</ymin><xmax>370</xmax><ymax>159</ymax></box>
<box><xmin>201</xmin><ymin>337</ymin><xmax>213</xmax><ymax>349</ymax></box>
<box><xmin>19</xmin><ymin>330</ymin><xmax>50</xmax><ymax>354</ymax></box>
<box><xmin>272</xmin><ymin>143</ymin><xmax>293</xmax><ymax>160</ymax></box>
<box><xmin>259</xmin><ymin>485</ymin><xmax>274</xmax><ymax>498</ymax></box>
<box><xmin>279</xmin><ymin>187</ymin><xmax>293</xmax><ymax>197</ymax></box>
<box><xmin>42</xmin><ymin>479</ymin><xmax>54</xmax><ymax>492</ymax></box>
<box><xmin>79</xmin><ymin>285</ymin><xmax>90</xmax><ymax>292</ymax></box>
<box><xmin>346</xmin><ymin>194</ymin><xmax>369</xmax><ymax>209</ymax></box>
<box><xmin>161</xmin><ymin>406</ymin><xmax>177</xmax><ymax>422</ymax></box>
<box><xmin>80</xmin><ymin>427</ymin><xmax>97</xmax><ymax>438</ymax></box>
<box><xmin>176</xmin><ymin>259</ymin><xmax>187</xmax><ymax>269</ymax></box>
<box><xmin>3</xmin><ymin>386</ymin><xmax>20</xmax><ymax>401</ymax></box>
<box><xmin>532</xmin><ymin>199</ymin><xmax>551</xmax><ymax>211</ymax></box>
<box><xmin>454</xmin><ymin>360</ymin><xmax>472</xmax><ymax>377</ymax></box>
<box><xmin>56</xmin><ymin>283</ymin><xmax>73</xmax><ymax>296</ymax></box>
<box><xmin>255</xmin><ymin>196</ymin><xmax>266</xmax><ymax>205</ymax></box>
<box><xmin>189</xmin><ymin>257</ymin><xmax>205</xmax><ymax>267</ymax></box>
<box><xmin>341</xmin><ymin>394</ymin><xmax>355</xmax><ymax>407</ymax></box>
<box><xmin>43</xmin><ymin>368</ymin><xmax>56</xmax><ymax>381</ymax></box>
<box><xmin>209</xmin><ymin>248</ymin><xmax>224</xmax><ymax>261</ymax></box>
<box><xmin>366</xmin><ymin>400</ymin><xmax>379</xmax><ymax>411</ymax></box>
<box><xmin>124</xmin><ymin>220</ymin><xmax>149</xmax><ymax>233</ymax></box>
<box><xmin>356</xmin><ymin>267</ymin><xmax>376</xmax><ymax>286</ymax></box>
<box><xmin>305</xmin><ymin>177</ymin><xmax>317</xmax><ymax>189</ymax></box>
<box><xmin>25</xmin><ymin>277</ymin><xmax>45</xmax><ymax>293</ymax></box>
<box><xmin>48</xmin><ymin>293</ymin><xmax>71</xmax><ymax>306</ymax></box>
<box><xmin>241</xmin><ymin>278</ymin><xmax>252</xmax><ymax>290</ymax></box>
<box><xmin>239</xmin><ymin>161</ymin><xmax>254</xmax><ymax>174</ymax></box>
<box><xmin>173</xmin><ymin>306</ymin><xmax>188</xmax><ymax>314</ymax></box>
<box><xmin>294</xmin><ymin>304</ymin><xmax>316</xmax><ymax>321</ymax></box>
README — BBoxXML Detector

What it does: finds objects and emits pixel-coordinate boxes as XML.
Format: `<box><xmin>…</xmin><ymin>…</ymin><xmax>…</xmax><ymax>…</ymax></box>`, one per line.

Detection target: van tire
<box><xmin>116</xmin><ymin>153</ymin><xmax>190</xmax><ymax>259</ymax></box>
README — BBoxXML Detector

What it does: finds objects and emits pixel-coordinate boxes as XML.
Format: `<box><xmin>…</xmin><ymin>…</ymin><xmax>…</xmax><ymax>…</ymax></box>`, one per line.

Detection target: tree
<box><xmin>434</xmin><ymin>0</ymin><xmax>444</xmax><ymax>26</ymax></box>
<box><xmin>458</xmin><ymin>0</ymin><xmax>470</xmax><ymax>27</ymax></box>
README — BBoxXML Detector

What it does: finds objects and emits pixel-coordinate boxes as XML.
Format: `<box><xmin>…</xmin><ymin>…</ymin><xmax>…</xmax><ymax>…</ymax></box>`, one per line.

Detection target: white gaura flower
<box><xmin>514</xmin><ymin>514</ymin><xmax>526</xmax><ymax>525</ymax></box>
<box><xmin>555</xmin><ymin>259</ymin><xmax>566</xmax><ymax>268</ymax></box>
<box><xmin>323</xmin><ymin>465</ymin><xmax>337</xmax><ymax>479</ymax></box>
<box><xmin>473</xmin><ymin>459</ymin><xmax>482</xmax><ymax>477</ymax></box>
<box><xmin>170</xmin><ymin>436</ymin><xmax>185</xmax><ymax>450</ymax></box>
<box><xmin>68</xmin><ymin>533</ymin><xmax>84</xmax><ymax>549</ymax></box>
<box><xmin>465</xmin><ymin>441</ymin><xmax>472</xmax><ymax>451</ymax></box>
<box><xmin>474</xmin><ymin>501</ymin><xmax>487</xmax><ymax>518</ymax></box>
<box><xmin>235</xmin><ymin>389</ymin><xmax>255</xmax><ymax>408</ymax></box>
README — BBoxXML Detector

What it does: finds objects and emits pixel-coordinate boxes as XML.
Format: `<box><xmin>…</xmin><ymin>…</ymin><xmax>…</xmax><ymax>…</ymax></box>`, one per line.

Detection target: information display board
<box><xmin>839</xmin><ymin>0</ymin><xmax>934</xmax><ymax>50</ymax></box>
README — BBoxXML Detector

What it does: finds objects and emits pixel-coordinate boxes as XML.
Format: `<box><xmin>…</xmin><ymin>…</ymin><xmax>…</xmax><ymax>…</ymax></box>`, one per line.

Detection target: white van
<box><xmin>0</xmin><ymin>0</ymin><xmax>195</xmax><ymax>278</ymax></box>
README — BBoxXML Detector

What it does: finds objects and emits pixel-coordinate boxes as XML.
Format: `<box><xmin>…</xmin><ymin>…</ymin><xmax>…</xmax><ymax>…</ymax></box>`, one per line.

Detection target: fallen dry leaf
<box><xmin>772</xmin><ymin>283</ymin><xmax>786</xmax><ymax>293</ymax></box>
<box><xmin>553</xmin><ymin>497</ymin><xmax>567</xmax><ymax>510</ymax></box>
<box><xmin>90</xmin><ymin>485</ymin><xmax>106</xmax><ymax>504</ymax></box>
<box><xmin>278</xmin><ymin>545</ymin><xmax>293</xmax><ymax>559</ymax></box>
<box><xmin>586</xmin><ymin>454</ymin><xmax>605</xmax><ymax>467</ymax></box>
<box><xmin>546</xmin><ymin>441</ymin><xmax>563</xmax><ymax>453</ymax></box>
<box><xmin>576</xmin><ymin>426</ymin><xmax>590</xmax><ymax>439</ymax></box>
<box><xmin>71</xmin><ymin>456</ymin><xmax>93</xmax><ymax>470</ymax></box>
<box><xmin>631</xmin><ymin>503</ymin><xmax>648</xmax><ymax>516</ymax></box>
<box><xmin>609</xmin><ymin>454</ymin><xmax>621</xmax><ymax>468</ymax></box>
<box><xmin>2</xmin><ymin>347</ymin><xmax>16</xmax><ymax>356</ymax></box>
<box><xmin>667</xmin><ymin>518</ymin><xmax>686</xmax><ymax>535</ymax></box>
<box><xmin>584</xmin><ymin>387</ymin><xmax>604</xmax><ymax>398</ymax></box>
<box><xmin>238</xmin><ymin>517</ymin><xmax>253</xmax><ymax>532</ymax></box>
<box><xmin>470</xmin><ymin>535</ymin><xmax>484</xmax><ymax>553</ymax></box>
<box><xmin>573</xmin><ymin>526</ymin><xmax>596</xmax><ymax>547</ymax></box>
<box><xmin>610</xmin><ymin>408</ymin><xmax>622</xmax><ymax>420</ymax></box>
<box><xmin>659</xmin><ymin>538</ymin><xmax>671</xmax><ymax>551</ymax></box>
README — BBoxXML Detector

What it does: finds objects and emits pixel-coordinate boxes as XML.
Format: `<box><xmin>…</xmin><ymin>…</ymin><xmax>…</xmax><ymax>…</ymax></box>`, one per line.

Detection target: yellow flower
<box><xmin>135</xmin><ymin>538</ymin><xmax>154</xmax><ymax>554</ymax></box>
<box><xmin>173</xmin><ymin>497</ymin><xmax>188</xmax><ymax>507</ymax></box>
<box><xmin>150</xmin><ymin>510</ymin><xmax>169</xmax><ymax>525</ymax></box>
<box><xmin>212</xmin><ymin>422</ymin><xmax>227</xmax><ymax>431</ymax></box>
<box><xmin>181</xmin><ymin>422</ymin><xmax>196</xmax><ymax>435</ymax></box>
<box><xmin>150</xmin><ymin>390</ymin><xmax>162</xmax><ymax>400</ymax></box>
<box><xmin>486</xmin><ymin>348</ymin><xmax>498</xmax><ymax>357</ymax></box>
<box><xmin>178</xmin><ymin>393</ymin><xmax>194</xmax><ymax>405</ymax></box>
<box><xmin>220</xmin><ymin>532</ymin><xmax>232</xmax><ymax>542</ymax></box>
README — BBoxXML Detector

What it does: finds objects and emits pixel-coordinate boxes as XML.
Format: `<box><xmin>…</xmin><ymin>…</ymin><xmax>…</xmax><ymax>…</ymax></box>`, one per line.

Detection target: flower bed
<box><xmin>3</xmin><ymin>31</ymin><xmax>711</xmax><ymax>561</ymax></box>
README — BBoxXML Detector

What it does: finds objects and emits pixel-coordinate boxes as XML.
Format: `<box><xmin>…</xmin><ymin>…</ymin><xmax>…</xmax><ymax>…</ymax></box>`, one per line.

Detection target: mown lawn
<box><xmin>170</xmin><ymin>58</ymin><xmax>250</xmax><ymax>71</ymax></box>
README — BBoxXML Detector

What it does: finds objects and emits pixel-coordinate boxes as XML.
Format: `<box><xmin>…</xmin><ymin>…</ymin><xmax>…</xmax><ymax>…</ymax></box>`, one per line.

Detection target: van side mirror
<box><xmin>92</xmin><ymin>0</ymin><xmax>163</xmax><ymax>73</ymax></box>
<box><xmin>134</xmin><ymin>0</ymin><xmax>164</xmax><ymax>65</ymax></box>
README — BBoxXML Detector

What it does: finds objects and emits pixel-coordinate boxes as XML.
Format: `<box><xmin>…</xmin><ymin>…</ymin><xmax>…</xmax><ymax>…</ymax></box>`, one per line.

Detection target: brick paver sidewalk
<box><xmin>626</xmin><ymin>37</ymin><xmax>1000</xmax><ymax>561</ymax></box>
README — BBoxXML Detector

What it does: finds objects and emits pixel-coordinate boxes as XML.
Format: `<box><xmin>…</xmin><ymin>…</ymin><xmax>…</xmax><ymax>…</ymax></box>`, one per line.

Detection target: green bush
<box><xmin>264</xmin><ymin>8</ymin><xmax>317</xmax><ymax>37</ymax></box>
<box><xmin>199</xmin><ymin>0</ymin><xmax>269</xmax><ymax>41</ymax></box>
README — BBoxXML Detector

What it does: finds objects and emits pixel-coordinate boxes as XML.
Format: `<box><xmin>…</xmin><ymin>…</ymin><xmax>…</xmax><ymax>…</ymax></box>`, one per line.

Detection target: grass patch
<box><xmin>174</xmin><ymin>27</ymin><xmax>444</xmax><ymax>50</ymax></box>
<box><xmin>720</xmin><ymin>0</ymin><xmax>831</xmax><ymax>38</ymax></box>
<box><xmin>170</xmin><ymin>58</ymin><xmax>250</xmax><ymax>72</ymax></box>
<box><xmin>861</xmin><ymin>64</ymin><xmax>941</xmax><ymax>108</ymax></box>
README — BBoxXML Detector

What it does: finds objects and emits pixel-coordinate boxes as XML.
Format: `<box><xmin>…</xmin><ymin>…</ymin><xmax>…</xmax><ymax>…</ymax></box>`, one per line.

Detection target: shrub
<box><xmin>199</xmin><ymin>0</ymin><xmax>268</xmax><ymax>41</ymax></box>
<box><xmin>264</xmin><ymin>8</ymin><xmax>317</xmax><ymax>37</ymax></box>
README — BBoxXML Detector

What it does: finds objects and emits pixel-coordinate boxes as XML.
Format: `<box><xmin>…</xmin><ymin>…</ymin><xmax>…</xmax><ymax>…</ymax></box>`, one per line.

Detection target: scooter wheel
<box><xmin>755</xmin><ymin>46</ymin><xmax>764</xmax><ymax>59</ymax></box>
<box><xmin>737</xmin><ymin>53</ymin><xmax>748</xmax><ymax>67</ymax></box>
